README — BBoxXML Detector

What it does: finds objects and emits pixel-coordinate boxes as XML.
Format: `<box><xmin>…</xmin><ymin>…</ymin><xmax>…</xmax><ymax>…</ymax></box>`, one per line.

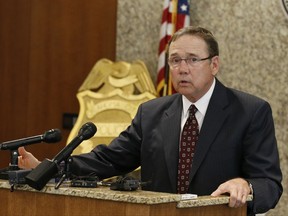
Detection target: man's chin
<box><xmin>176</xmin><ymin>87</ymin><xmax>191</xmax><ymax>95</ymax></box>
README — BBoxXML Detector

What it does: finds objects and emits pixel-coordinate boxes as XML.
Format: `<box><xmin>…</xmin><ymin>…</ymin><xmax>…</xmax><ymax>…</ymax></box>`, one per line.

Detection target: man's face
<box><xmin>168</xmin><ymin>35</ymin><xmax>219</xmax><ymax>102</ymax></box>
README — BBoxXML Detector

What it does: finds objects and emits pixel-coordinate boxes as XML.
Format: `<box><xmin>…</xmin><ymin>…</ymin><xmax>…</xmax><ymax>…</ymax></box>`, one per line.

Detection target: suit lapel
<box><xmin>162</xmin><ymin>95</ymin><xmax>182</xmax><ymax>192</ymax></box>
<box><xmin>189</xmin><ymin>80</ymin><xmax>230</xmax><ymax>181</ymax></box>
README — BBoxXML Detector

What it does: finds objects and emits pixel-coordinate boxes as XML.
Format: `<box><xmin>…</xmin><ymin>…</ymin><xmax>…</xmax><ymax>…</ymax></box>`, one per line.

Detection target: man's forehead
<box><xmin>169</xmin><ymin>52</ymin><xmax>197</xmax><ymax>57</ymax></box>
<box><xmin>169</xmin><ymin>36</ymin><xmax>207</xmax><ymax>56</ymax></box>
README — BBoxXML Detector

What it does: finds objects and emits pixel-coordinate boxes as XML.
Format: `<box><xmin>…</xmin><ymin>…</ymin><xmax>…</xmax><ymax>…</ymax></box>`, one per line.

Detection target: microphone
<box><xmin>53</xmin><ymin>122</ymin><xmax>97</xmax><ymax>164</ymax></box>
<box><xmin>25</xmin><ymin>122</ymin><xmax>97</xmax><ymax>190</ymax></box>
<box><xmin>0</xmin><ymin>129</ymin><xmax>62</xmax><ymax>150</ymax></box>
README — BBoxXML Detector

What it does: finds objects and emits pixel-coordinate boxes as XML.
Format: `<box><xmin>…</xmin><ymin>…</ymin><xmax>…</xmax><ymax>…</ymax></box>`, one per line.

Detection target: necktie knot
<box><xmin>189</xmin><ymin>105</ymin><xmax>197</xmax><ymax>117</ymax></box>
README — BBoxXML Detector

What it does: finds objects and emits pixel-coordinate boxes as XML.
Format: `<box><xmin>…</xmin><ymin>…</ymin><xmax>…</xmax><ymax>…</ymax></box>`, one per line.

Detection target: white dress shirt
<box><xmin>181</xmin><ymin>78</ymin><xmax>216</xmax><ymax>132</ymax></box>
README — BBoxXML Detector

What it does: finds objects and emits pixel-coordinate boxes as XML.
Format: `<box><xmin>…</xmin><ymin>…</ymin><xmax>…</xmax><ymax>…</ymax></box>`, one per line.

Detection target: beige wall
<box><xmin>116</xmin><ymin>0</ymin><xmax>288</xmax><ymax>215</ymax></box>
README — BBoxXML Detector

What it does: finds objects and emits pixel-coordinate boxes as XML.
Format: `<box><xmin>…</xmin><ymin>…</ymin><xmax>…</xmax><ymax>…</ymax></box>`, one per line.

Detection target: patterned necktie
<box><xmin>177</xmin><ymin>105</ymin><xmax>199</xmax><ymax>194</ymax></box>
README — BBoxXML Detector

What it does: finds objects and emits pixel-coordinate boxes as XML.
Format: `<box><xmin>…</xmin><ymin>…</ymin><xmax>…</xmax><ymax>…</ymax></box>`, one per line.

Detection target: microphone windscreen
<box><xmin>43</xmin><ymin>129</ymin><xmax>62</xmax><ymax>143</ymax></box>
<box><xmin>78</xmin><ymin>122</ymin><xmax>97</xmax><ymax>140</ymax></box>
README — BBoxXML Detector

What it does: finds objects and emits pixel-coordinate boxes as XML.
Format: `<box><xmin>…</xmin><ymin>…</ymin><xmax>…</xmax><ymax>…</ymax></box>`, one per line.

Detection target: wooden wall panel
<box><xmin>0</xmin><ymin>0</ymin><xmax>117</xmax><ymax>168</ymax></box>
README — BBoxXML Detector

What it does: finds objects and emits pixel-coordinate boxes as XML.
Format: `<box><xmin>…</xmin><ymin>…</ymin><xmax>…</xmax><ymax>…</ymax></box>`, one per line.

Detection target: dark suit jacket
<box><xmin>71</xmin><ymin>79</ymin><xmax>282</xmax><ymax>214</ymax></box>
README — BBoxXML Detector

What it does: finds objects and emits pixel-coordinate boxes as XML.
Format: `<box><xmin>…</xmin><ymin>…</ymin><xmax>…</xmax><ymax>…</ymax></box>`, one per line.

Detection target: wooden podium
<box><xmin>0</xmin><ymin>180</ymin><xmax>251</xmax><ymax>216</ymax></box>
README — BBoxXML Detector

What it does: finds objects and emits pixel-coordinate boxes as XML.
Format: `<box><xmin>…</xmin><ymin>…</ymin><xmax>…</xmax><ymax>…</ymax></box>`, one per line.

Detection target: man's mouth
<box><xmin>180</xmin><ymin>80</ymin><xmax>189</xmax><ymax>84</ymax></box>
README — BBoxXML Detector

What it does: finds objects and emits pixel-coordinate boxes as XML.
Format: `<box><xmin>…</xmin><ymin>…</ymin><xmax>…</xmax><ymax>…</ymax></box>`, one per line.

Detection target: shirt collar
<box><xmin>182</xmin><ymin>78</ymin><xmax>216</xmax><ymax>117</ymax></box>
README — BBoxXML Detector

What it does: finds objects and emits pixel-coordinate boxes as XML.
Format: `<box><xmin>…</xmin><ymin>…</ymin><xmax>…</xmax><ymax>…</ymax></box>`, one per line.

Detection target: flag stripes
<box><xmin>156</xmin><ymin>0</ymin><xmax>190</xmax><ymax>96</ymax></box>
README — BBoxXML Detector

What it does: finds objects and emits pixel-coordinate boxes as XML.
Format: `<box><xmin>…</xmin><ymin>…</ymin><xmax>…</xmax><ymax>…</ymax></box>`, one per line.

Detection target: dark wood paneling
<box><xmin>0</xmin><ymin>0</ymin><xmax>117</xmax><ymax>168</ymax></box>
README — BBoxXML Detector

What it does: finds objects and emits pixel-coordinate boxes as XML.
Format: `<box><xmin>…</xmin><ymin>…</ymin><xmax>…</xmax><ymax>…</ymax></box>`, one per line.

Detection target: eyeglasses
<box><xmin>168</xmin><ymin>56</ymin><xmax>213</xmax><ymax>68</ymax></box>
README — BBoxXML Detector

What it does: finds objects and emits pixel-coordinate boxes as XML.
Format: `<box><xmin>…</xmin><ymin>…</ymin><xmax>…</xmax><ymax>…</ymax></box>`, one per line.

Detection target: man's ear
<box><xmin>211</xmin><ymin>56</ymin><xmax>219</xmax><ymax>76</ymax></box>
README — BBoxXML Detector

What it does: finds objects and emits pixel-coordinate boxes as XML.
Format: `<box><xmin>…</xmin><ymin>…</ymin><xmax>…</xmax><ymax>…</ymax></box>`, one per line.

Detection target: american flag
<box><xmin>156</xmin><ymin>0</ymin><xmax>190</xmax><ymax>96</ymax></box>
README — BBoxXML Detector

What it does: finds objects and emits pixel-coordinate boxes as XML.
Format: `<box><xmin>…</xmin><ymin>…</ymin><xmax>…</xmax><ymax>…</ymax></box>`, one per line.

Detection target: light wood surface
<box><xmin>0</xmin><ymin>181</ymin><xmax>249</xmax><ymax>216</ymax></box>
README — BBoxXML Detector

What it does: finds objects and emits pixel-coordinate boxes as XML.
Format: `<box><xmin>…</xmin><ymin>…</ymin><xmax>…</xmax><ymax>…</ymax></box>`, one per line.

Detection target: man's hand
<box><xmin>18</xmin><ymin>147</ymin><xmax>41</xmax><ymax>169</ymax></box>
<box><xmin>211</xmin><ymin>178</ymin><xmax>251</xmax><ymax>208</ymax></box>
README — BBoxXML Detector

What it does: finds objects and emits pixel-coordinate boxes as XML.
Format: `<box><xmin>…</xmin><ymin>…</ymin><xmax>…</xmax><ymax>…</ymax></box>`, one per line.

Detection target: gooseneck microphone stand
<box><xmin>0</xmin><ymin>148</ymin><xmax>30</xmax><ymax>192</ymax></box>
<box><xmin>0</xmin><ymin>148</ymin><xmax>20</xmax><ymax>180</ymax></box>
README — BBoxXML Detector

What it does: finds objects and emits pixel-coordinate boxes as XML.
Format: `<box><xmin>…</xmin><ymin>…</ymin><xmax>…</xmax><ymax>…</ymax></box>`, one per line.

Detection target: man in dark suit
<box><xmin>18</xmin><ymin>26</ymin><xmax>282</xmax><ymax>215</ymax></box>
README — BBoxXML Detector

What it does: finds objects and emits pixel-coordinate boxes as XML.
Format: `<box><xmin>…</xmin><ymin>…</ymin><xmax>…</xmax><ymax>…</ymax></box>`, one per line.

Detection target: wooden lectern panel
<box><xmin>0</xmin><ymin>187</ymin><xmax>247</xmax><ymax>216</ymax></box>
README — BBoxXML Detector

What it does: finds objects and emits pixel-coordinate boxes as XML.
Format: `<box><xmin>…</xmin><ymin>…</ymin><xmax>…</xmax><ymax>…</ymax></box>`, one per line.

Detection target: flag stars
<box><xmin>180</xmin><ymin>4</ymin><xmax>188</xmax><ymax>12</ymax></box>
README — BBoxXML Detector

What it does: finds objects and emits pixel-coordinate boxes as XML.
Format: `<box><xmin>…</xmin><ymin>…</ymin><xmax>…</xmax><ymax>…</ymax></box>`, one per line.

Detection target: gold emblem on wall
<box><xmin>67</xmin><ymin>59</ymin><xmax>157</xmax><ymax>154</ymax></box>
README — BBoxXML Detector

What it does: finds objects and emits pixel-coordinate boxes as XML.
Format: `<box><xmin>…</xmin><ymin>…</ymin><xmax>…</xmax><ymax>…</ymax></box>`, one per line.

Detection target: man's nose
<box><xmin>179</xmin><ymin>59</ymin><xmax>190</xmax><ymax>71</ymax></box>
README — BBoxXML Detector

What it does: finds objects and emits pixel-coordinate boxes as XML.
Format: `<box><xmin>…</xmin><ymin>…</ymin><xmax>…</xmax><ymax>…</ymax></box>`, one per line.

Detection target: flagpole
<box><xmin>163</xmin><ymin>49</ymin><xmax>169</xmax><ymax>96</ymax></box>
<box><xmin>164</xmin><ymin>0</ymin><xmax>178</xmax><ymax>96</ymax></box>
